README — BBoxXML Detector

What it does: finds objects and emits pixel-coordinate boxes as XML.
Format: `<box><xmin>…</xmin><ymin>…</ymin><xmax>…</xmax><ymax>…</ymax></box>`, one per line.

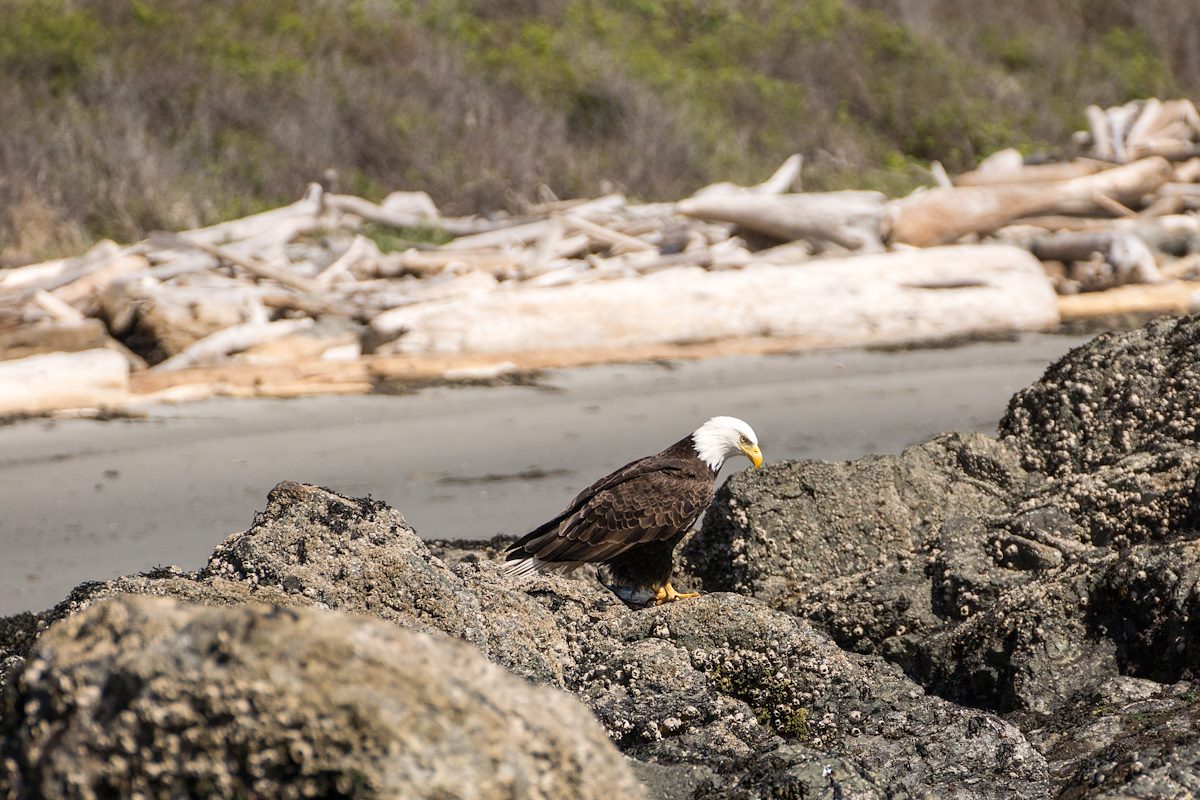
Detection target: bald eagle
<box><xmin>503</xmin><ymin>416</ymin><xmax>762</xmax><ymax>604</ymax></box>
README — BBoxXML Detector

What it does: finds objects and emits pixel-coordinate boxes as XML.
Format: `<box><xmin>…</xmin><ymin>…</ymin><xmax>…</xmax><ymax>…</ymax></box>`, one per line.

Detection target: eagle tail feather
<box><xmin>507</xmin><ymin>513</ymin><xmax>568</xmax><ymax>554</ymax></box>
<box><xmin>503</xmin><ymin>556</ymin><xmax>582</xmax><ymax>577</ymax></box>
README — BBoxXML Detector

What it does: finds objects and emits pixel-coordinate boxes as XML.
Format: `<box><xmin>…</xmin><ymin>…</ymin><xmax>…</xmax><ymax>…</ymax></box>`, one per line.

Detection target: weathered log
<box><xmin>259</xmin><ymin>289</ymin><xmax>364</xmax><ymax>320</ymax></box>
<box><xmin>0</xmin><ymin>319</ymin><xmax>114</xmax><ymax>362</ymax></box>
<box><xmin>1036</xmin><ymin>155</ymin><xmax>1173</xmax><ymax>212</ymax></box>
<box><xmin>365</xmin><ymin>245</ymin><xmax>1057</xmax><ymax>356</ymax></box>
<box><xmin>234</xmin><ymin>321</ymin><xmax>360</xmax><ymax>366</ymax></box>
<box><xmin>888</xmin><ymin>157</ymin><xmax>1171</xmax><ymax>246</ymax></box>
<box><xmin>334</xmin><ymin>276</ymin><xmax>474</xmax><ymax>318</ymax></box>
<box><xmin>1122</xmin><ymin>214</ymin><xmax>1200</xmax><ymax>255</ymax></box>
<box><xmin>1081</xmin><ymin>100</ymin><xmax>1200</xmax><ymax>163</ymax></box>
<box><xmin>1161</xmin><ymin>254</ymin><xmax>1200</xmax><ymax>280</ymax></box>
<box><xmin>179</xmin><ymin>183</ymin><xmax>323</xmax><ymax>246</ymax></box>
<box><xmin>955</xmin><ymin>160</ymin><xmax>1107</xmax><ymax>186</ymax></box>
<box><xmin>439</xmin><ymin>220</ymin><xmax>556</xmax><ymax>253</ymax></box>
<box><xmin>1174</xmin><ymin>158</ymin><xmax>1200</xmax><ymax>184</ymax></box>
<box><xmin>0</xmin><ymin>348</ymin><xmax>129</xmax><ymax>414</ymax></box>
<box><xmin>322</xmin><ymin>193</ymin><xmax>502</xmax><ymax>237</ymax></box>
<box><xmin>129</xmin><ymin>359</ymin><xmax>375</xmax><ymax>400</ymax></box>
<box><xmin>21</xmin><ymin>298</ymin><xmax>148</xmax><ymax>371</ymax></box>
<box><xmin>154</xmin><ymin>318</ymin><xmax>315</xmax><ymax>372</ymax></box>
<box><xmin>101</xmin><ymin>278</ymin><xmax>264</xmax><ymax>356</ymax></box>
<box><xmin>520</xmin><ymin>222</ymin><xmax>593</xmax><ymax>276</ymax></box>
<box><xmin>1057</xmin><ymin>279</ymin><xmax>1200</xmax><ymax>320</ymax></box>
<box><xmin>1157</xmin><ymin>183</ymin><xmax>1200</xmax><ymax>198</ymax></box>
<box><xmin>1125</xmin><ymin>99</ymin><xmax>1200</xmax><ymax>159</ymax></box>
<box><xmin>973</xmin><ymin>148</ymin><xmax>1026</xmax><ymax>175</ymax></box>
<box><xmin>1030</xmin><ymin>230</ymin><xmax>1162</xmax><ymax>291</ymax></box>
<box><xmin>930</xmin><ymin>161</ymin><xmax>953</xmax><ymax>189</ymax></box>
<box><xmin>379</xmin><ymin>190</ymin><xmax>440</xmax><ymax>218</ymax></box>
<box><xmin>677</xmin><ymin>191</ymin><xmax>887</xmax><ymax>251</ymax></box>
<box><xmin>1085</xmin><ymin>105</ymin><xmax>1114</xmax><ymax>159</ymax></box>
<box><xmin>0</xmin><ymin>256</ymin><xmax>76</xmax><ymax>294</ymax></box>
<box><xmin>371</xmin><ymin>249</ymin><xmax>524</xmax><ymax>279</ymax></box>
<box><xmin>750</xmin><ymin>241</ymin><xmax>814</xmax><ymax>265</ymax></box>
<box><xmin>151</xmin><ymin>232</ymin><xmax>321</xmax><ymax>293</ymax></box>
<box><xmin>49</xmin><ymin>254</ymin><xmax>150</xmax><ymax>313</ymax></box>
<box><xmin>442</xmin><ymin>195</ymin><xmax>625</xmax><ymax>251</ymax></box>
<box><xmin>1108</xmin><ymin>102</ymin><xmax>1143</xmax><ymax>162</ymax></box>
<box><xmin>560</xmin><ymin>214</ymin><xmax>656</xmax><ymax>253</ymax></box>
<box><xmin>0</xmin><ymin>240</ymin><xmax>127</xmax><ymax>297</ymax></box>
<box><xmin>315</xmin><ymin>236</ymin><xmax>371</xmax><ymax>286</ymax></box>
<box><xmin>691</xmin><ymin>154</ymin><xmax>804</xmax><ymax>198</ymax></box>
<box><xmin>32</xmin><ymin>291</ymin><xmax>85</xmax><ymax>323</ymax></box>
<box><xmin>1005</xmin><ymin>216</ymin><xmax>1112</xmax><ymax>233</ymax></box>
<box><xmin>1124</xmin><ymin>97</ymin><xmax>1165</xmax><ymax>153</ymax></box>
<box><xmin>1003</xmin><ymin>213</ymin><xmax>1200</xmax><ymax>259</ymax></box>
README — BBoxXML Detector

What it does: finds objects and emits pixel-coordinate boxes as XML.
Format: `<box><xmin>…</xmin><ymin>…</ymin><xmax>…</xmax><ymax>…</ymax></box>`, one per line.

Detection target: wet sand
<box><xmin>0</xmin><ymin>333</ymin><xmax>1089</xmax><ymax>615</ymax></box>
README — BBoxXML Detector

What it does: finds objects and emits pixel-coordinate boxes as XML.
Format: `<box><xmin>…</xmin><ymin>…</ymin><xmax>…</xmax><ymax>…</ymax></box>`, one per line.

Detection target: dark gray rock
<box><xmin>202</xmin><ymin>480</ymin><xmax>489</xmax><ymax>646</ymax></box>
<box><xmin>583</xmin><ymin>593</ymin><xmax>1046</xmax><ymax>798</ymax></box>
<box><xmin>0</xmin><ymin>594</ymin><xmax>643</xmax><ymax>800</ymax></box>
<box><xmin>685</xmin><ymin>316</ymin><xmax>1200</xmax><ymax>795</ymax></box>
<box><xmin>683</xmin><ymin>432</ymin><xmax>1028</xmax><ymax>675</ymax></box>
<box><xmin>0</xmin><ymin>482</ymin><xmax>1050</xmax><ymax>799</ymax></box>
<box><xmin>0</xmin><ymin>483</ymin><xmax>574</xmax><ymax>689</ymax></box>
<box><xmin>1000</xmin><ymin>315</ymin><xmax>1200</xmax><ymax>477</ymax></box>
<box><xmin>1022</xmin><ymin>677</ymin><xmax>1200</xmax><ymax>799</ymax></box>
<box><xmin>0</xmin><ymin>567</ymin><xmax>287</xmax><ymax>692</ymax></box>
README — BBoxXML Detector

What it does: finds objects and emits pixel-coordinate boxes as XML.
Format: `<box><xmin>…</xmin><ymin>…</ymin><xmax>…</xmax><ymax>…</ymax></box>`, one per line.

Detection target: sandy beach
<box><xmin>0</xmin><ymin>333</ymin><xmax>1089</xmax><ymax>616</ymax></box>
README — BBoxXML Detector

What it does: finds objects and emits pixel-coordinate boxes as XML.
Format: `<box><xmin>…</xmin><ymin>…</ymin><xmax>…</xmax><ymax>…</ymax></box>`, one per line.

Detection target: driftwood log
<box><xmin>677</xmin><ymin>191</ymin><xmax>887</xmax><ymax>251</ymax></box>
<box><xmin>0</xmin><ymin>348</ymin><xmax>129</xmax><ymax>415</ymax></box>
<box><xmin>365</xmin><ymin>245</ymin><xmax>1057</xmax><ymax>356</ymax></box>
<box><xmin>0</xmin><ymin>319</ymin><xmax>113</xmax><ymax>361</ymax></box>
<box><xmin>2</xmin><ymin>99</ymin><xmax>1199</xmax><ymax>419</ymax></box>
<box><xmin>1084</xmin><ymin>99</ymin><xmax>1200</xmax><ymax>162</ymax></box>
<box><xmin>690</xmin><ymin>154</ymin><xmax>804</xmax><ymax>197</ymax></box>
<box><xmin>887</xmin><ymin>157</ymin><xmax>1172</xmax><ymax>246</ymax></box>
<box><xmin>101</xmin><ymin>279</ymin><xmax>265</xmax><ymax>357</ymax></box>
<box><xmin>178</xmin><ymin>184</ymin><xmax>324</xmax><ymax>247</ymax></box>
<box><xmin>1031</xmin><ymin>230</ymin><xmax>1163</xmax><ymax>292</ymax></box>
<box><xmin>321</xmin><ymin>192</ymin><xmax>504</xmax><ymax>237</ymax></box>
<box><xmin>955</xmin><ymin>158</ymin><xmax>1107</xmax><ymax>187</ymax></box>
<box><xmin>154</xmin><ymin>317</ymin><xmax>316</xmax><ymax>372</ymax></box>
<box><xmin>1057</xmin><ymin>279</ymin><xmax>1200</xmax><ymax>320</ymax></box>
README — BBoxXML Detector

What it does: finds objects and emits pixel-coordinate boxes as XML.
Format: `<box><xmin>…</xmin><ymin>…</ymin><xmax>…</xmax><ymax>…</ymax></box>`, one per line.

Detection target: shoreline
<box><xmin>0</xmin><ymin>332</ymin><xmax>1089</xmax><ymax>616</ymax></box>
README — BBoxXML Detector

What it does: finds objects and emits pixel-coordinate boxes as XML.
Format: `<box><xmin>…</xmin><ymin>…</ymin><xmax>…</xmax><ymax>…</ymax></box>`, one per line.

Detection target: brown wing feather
<box><xmin>510</xmin><ymin>456</ymin><xmax>714</xmax><ymax>567</ymax></box>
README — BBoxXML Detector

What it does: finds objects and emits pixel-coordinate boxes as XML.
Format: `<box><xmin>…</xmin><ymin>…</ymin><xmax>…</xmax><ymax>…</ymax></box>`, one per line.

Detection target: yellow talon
<box><xmin>653</xmin><ymin>582</ymin><xmax>701</xmax><ymax>605</ymax></box>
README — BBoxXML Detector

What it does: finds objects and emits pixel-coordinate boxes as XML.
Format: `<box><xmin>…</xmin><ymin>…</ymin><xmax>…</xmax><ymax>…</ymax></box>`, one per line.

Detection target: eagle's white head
<box><xmin>691</xmin><ymin>416</ymin><xmax>763</xmax><ymax>472</ymax></box>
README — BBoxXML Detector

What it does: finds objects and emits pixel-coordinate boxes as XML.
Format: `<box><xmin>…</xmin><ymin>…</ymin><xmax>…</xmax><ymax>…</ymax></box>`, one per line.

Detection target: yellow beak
<box><xmin>742</xmin><ymin>443</ymin><xmax>763</xmax><ymax>469</ymax></box>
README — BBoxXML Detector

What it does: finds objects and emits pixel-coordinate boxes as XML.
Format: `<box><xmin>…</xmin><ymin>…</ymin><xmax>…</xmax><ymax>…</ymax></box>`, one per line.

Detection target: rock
<box><xmin>1000</xmin><ymin>314</ymin><xmax>1200</xmax><ymax>476</ymax></box>
<box><xmin>685</xmin><ymin>314</ymin><xmax>1200</xmax><ymax>794</ymax></box>
<box><xmin>0</xmin><ymin>594</ymin><xmax>643</xmax><ymax>800</ymax></box>
<box><xmin>11</xmin><ymin>308</ymin><xmax>1200</xmax><ymax>800</ymax></box>
<box><xmin>579</xmin><ymin>593</ymin><xmax>1047</xmax><ymax>798</ymax></box>
<box><xmin>683</xmin><ymin>432</ymin><xmax>1029</xmax><ymax>674</ymax></box>
<box><xmin>1023</xmin><ymin>678</ymin><xmax>1200</xmax><ymax>799</ymax></box>
<box><xmin>0</xmin><ymin>566</ymin><xmax>285</xmax><ymax>691</ymax></box>
<box><xmin>1</xmin><ymin>483</ymin><xmax>575</xmax><ymax>690</ymax></box>
<box><xmin>202</xmin><ymin>480</ymin><xmax>487</xmax><ymax>646</ymax></box>
<box><xmin>0</xmin><ymin>481</ymin><xmax>1052</xmax><ymax>798</ymax></box>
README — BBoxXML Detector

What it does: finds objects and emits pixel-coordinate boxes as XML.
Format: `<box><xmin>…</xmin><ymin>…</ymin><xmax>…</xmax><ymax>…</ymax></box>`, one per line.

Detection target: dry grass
<box><xmin>1</xmin><ymin>0</ymin><xmax>1195</xmax><ymax>264</ymax></box>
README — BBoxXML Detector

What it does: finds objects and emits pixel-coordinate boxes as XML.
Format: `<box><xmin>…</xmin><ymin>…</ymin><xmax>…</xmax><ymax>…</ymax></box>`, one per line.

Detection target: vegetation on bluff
<box><xmin>0</xmin><ymin>0</ymin><xmax>1191</xmax><ymax>262</ymax></box>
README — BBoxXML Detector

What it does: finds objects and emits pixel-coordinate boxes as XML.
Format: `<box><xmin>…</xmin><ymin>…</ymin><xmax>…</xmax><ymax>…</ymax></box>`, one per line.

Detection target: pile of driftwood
<box><xmin>2</xmin><ymin>98</ymin><xmax>1199</xmax><ymax>416</ymax></box>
